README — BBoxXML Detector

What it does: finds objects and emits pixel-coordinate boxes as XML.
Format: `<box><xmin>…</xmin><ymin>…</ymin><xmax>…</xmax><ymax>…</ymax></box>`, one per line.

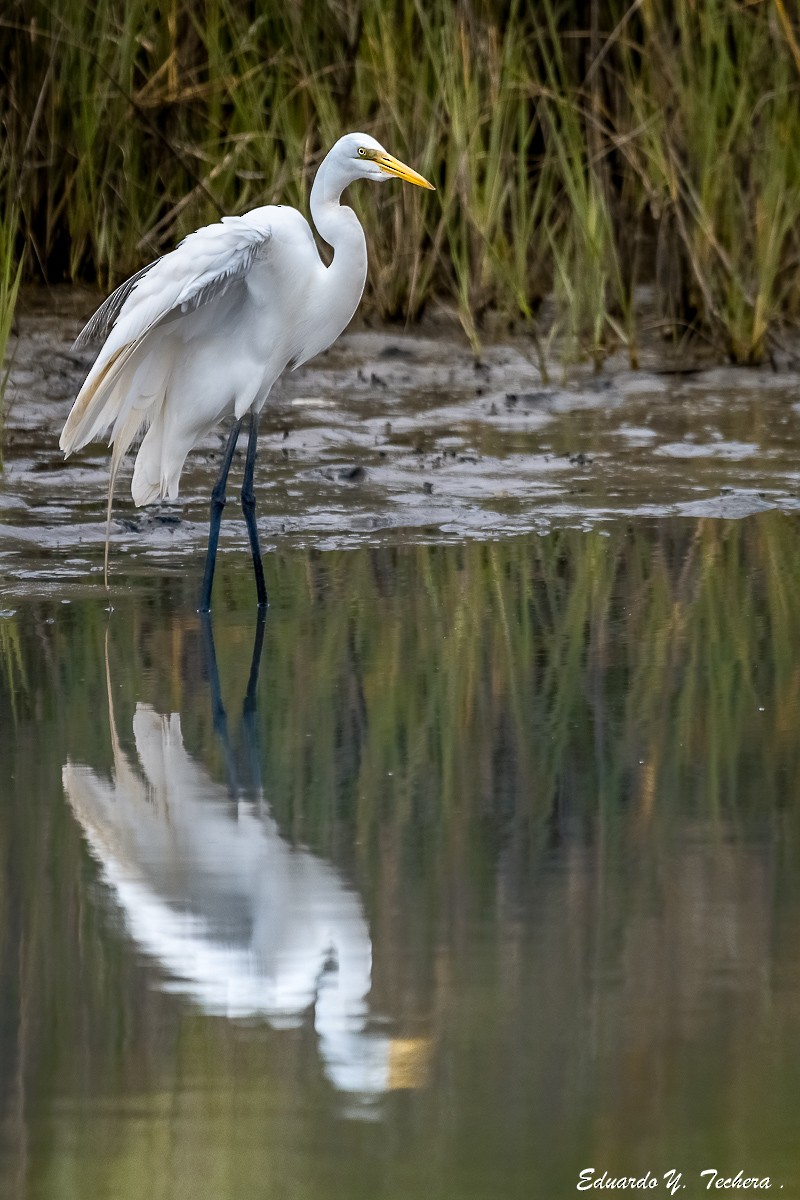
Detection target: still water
<box><xmin>1</xmin><ymin>521</ymin><xmax>800</xmax><ymax>1198</ymax></box>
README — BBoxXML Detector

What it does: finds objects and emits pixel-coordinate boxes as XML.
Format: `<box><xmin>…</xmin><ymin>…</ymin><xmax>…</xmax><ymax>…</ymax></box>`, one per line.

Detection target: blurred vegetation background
<box><xmin>3</xmin><ymin>0</ymin><xmax>800</xmax><ymax>367</ymax></box>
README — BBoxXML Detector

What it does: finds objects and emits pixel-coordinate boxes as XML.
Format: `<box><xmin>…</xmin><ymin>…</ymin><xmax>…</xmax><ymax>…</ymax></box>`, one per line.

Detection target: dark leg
<box><xmin>198</xmin><ymin>418</ymin><xmax>242</xmax><ymax>613</ymax></box>
<box><xmin>241</xmin><ymin>411</ymin><xmax>268</xmax><ymax>609</ymax></box>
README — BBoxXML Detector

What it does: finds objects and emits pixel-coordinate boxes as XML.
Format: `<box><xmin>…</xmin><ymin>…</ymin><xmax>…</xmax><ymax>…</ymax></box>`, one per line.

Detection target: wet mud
<box><xmin>3</xmin><ymin>289</ymin><xmax>800</xmax><ymax>594</ymax></box>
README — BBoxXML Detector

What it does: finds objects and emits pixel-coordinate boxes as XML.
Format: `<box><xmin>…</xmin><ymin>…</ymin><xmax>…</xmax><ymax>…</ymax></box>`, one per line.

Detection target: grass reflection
<box><xmin>0</xmin><ymin>614</ymin><xmax>24</xmax><ymax>720</ymax></box>
<box><xmin>3</xmin><ymin>516</ymin><xmax>800</xmax><ymax>838</ymax></box>
<box><xmin>1</xmin><ymin>516</ymin><xmax>800</xmax><ymax>1197</ymax></box>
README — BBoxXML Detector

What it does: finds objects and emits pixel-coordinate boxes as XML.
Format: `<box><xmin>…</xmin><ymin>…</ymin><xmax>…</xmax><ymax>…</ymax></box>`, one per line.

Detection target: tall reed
<box><xmin>2</xmin><ymin>0</ymin><xmax>800</xmax><ymax>363</ymax></box>
<box><xmin>0</xmin><ymin>148</ymin><xmax>23</xmax><ymax>447</ymax></box>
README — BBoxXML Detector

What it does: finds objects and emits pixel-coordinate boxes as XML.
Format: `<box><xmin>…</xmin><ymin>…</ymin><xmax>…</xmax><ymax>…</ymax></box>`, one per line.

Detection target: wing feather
<box><xmin>73</xmin><ymin>261</ymin><xmax>157</xmax><ymax>350</ymax></box>
<box><xmin>62</xmin><ymin>213</ymin><xmax>275</xmax><ymax>456</ymax></box>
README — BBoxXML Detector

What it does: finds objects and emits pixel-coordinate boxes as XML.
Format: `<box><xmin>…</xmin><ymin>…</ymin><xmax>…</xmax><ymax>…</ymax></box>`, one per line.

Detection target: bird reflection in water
<box><xmin>62</xmin><ymin>615</ymin><xmax>427</xmax><ymax>1103</ymax></box>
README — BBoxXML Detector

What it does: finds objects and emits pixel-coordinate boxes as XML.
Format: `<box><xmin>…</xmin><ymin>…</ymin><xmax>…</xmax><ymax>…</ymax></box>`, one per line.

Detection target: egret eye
<box><xmin>357</xmin><ymin>147</ymin><xmax>367</xmax><ymax>157</ymax></box>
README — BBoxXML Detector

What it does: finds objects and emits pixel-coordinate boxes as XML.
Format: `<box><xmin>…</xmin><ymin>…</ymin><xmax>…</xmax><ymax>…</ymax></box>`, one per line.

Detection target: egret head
<box><xmin>330</xmin><ymin>132</ymin><xmax>435</xmax><ymax>191</ymax></box>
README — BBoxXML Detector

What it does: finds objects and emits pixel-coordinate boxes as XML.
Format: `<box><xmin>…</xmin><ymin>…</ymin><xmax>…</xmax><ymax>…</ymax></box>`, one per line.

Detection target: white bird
<box><xmin>59</xmin><ymin>133</ymin><xmax>434</xmax><ymax>610</ymax></box>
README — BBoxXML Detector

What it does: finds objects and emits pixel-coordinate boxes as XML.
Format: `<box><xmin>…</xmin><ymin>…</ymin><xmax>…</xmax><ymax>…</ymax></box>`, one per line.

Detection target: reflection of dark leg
<box><xmin>241</xmin><ymin>411</ymin><xmax>268</xmax><ymax>610</ymax></box>
<box><xmin>241</xmin><ymin>610</ymin><xmax>266</xmax><ymax>793</ymax></box>
<box><xmin>198</xmin><ymin>418</ymin><xmax>243</xmax><ymax>614</ymax></box>
<box><xmin>199</xmin><ymin>611</ymin><xmax>239</xmax><ymax>798</ymax></box>
<box><xmin>243</xmin><ymin>610</ymin><xmax>266</xmax><ymax>717</ymax></box>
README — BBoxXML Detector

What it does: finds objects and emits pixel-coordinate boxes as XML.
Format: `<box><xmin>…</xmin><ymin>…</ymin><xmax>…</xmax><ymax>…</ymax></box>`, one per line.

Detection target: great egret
<box><xmin>60</xmin><ymin>133</ymin><xmax>434</xmax><ymax>610</ymax></box>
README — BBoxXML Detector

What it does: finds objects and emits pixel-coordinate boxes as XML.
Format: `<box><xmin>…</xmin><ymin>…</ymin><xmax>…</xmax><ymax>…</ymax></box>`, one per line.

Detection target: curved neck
<box><xmin>309</xmin><ymin>153</ymin><xmax>368</xmax><ymax>299</ymax></box>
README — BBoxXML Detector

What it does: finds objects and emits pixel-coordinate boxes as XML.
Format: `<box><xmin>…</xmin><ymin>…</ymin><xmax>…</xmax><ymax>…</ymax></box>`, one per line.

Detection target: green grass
<box><xmin>0</xmin><ymin>153</ymin><xmax>24</xmax><ymax>452</ymax></box>
<box><xmin>3</xmin><ymin>0</ymin><xmax>800</xmax><ymax>363</ymax></box>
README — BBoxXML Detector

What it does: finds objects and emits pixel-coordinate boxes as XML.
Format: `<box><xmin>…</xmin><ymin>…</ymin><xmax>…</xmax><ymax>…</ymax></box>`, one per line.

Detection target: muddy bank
<box><xmin>2</xmin><ymin>289</ymin><xmax>800</xmax><ymax>594</ymax></box>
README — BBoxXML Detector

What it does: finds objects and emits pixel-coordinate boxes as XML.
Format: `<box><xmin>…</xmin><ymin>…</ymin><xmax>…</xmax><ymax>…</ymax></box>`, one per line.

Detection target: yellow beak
<box><xmin>375</xmin><ymin>151</ymin><xmax>435</xmax><ymax>191</ymax></box>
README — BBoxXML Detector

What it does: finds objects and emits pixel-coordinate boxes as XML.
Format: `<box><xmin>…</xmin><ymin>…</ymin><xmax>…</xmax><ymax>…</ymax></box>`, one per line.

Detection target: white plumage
<box><xmin>63</xmin><ymin>700</ymin><xmax>396</xmax><ymax>1099</ymax></box>
<box><xmin>59</xmin><ymin>132</ymin><xmax>434</xmax><ymax>605</ymax></box>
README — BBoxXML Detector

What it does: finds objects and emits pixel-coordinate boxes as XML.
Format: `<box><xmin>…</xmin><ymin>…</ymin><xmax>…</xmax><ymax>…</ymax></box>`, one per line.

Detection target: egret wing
<box><xmin>62</xmin><ymin>212</ymin><xmax>275</xmax><ymax>455</ymax></box>
<box><xmin>73</xmin><ymin>260</ymin><xmax>157</xmax><ymax>351</ymax></box>
<box><xmin>71</xmin><ymin>213</ymin><xmax>274</xmax><ymax>363</ymax></box>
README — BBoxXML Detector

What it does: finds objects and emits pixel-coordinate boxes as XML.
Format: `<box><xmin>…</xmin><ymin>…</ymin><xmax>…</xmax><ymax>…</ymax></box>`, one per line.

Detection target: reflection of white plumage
<box><xmin>63</xmin><ymin>702</ymin><xmax>393</xmax><ymax>1098</ymax></box>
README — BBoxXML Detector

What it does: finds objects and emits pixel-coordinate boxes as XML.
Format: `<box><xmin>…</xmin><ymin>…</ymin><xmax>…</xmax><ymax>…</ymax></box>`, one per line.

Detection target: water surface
<box><xmin>2</xmin><ymin>523</ymin><xmax>800</xmax><ymax>1198</ymax></box>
